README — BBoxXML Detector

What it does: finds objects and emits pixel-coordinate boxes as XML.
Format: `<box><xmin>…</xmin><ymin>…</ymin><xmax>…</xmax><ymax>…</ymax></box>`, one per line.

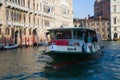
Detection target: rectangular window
<box><xmin>24</xmin><ymin>29</ymin><xmax>26</xmax><ymax>35</ymax></box>
<box><xmin>29</xmin><ymin>15</ymin><xmax>31</xmax><ymax>24</ymax></box>
<box><xmin>33</xmin><ymin>3</ymin><xmax>35</xmax><ymax>10</ymax></box>
<box><xmin>18</xmin><ymin>0</ymin><xmax>20</xmax><ymax>4</ymax></box>
<box><xmin>28</xmin><ymin>0</ymin><xmax>30</xmax><ymax>8</ymax></box>
<box><xmin>33</xmin><ymin>16</ymin><xmax>35</xmax><ymax>24</ymax></box>
<box><xmin>114</xmin><ymin>27</ymin><xmax>117</xmax><ymax>31</ymax></box>
<box><xmin>23</xmin><ymin>14</ymin><xmax>26</xmax><ymax>23</ymax></box>
<box><xmin>61</xmin><ymin>6</ymin><xmax>69</xmax><ymax>16</ymax></box>
<box><xmin>41</xmin><ymin>19</ymin><xmax>43</xmax><ymax>28</ymax></box>
<box><xmin>43</xmin><ymin>5</ymin><xmax>49</xmax><ymax>13</ymax></box>
<box><xmin>37</xmin><ymin>4</ymin><xmax>39</xmax><ymax>10</ymax></box>
<box><xmin>19</xmin><ymin>12</ymin><xmax>21</xmax><ymax>22</ymax></box>
<box><xmin>5</xmin><ymin>28</ymin><xmax>10</xmax><ymax>35</ymax></box>
<box><xmin>44</xmin><ymin>20</ymin><xmax>49</xmax><ymax>26</ymax></box>
<box><xmin>6</xmin><ymin>9</ymin><xmax>9</xmax><ymax>20</ymax></box>
<box><xmin>29</xmin><ymin>29</ymin><xmax>31</xmax><ymax>35</ymax></box>
<box><xmin>40</xmin><ymin>3</ymin><xmax>42</xmax><ymax>11</ymax></box>
<box><xmin>113</xmin><ymin>18</ymin><xmax>117</xmax><ymax>24</ymax></box>
<box><xmin>113</xmin><ymin>5</ymin><xmax>116</xmax><ymax>12</ymax></box>
<box><xmin>15</xmin><ymin>0</ymin><xmax>17</xmax><ymax>3</ymax></box>
<box><xmin>11</xmin><ymin>28</ymin><xmax>14</xmax><ymax>38</ymax></box>
<box><xmin>102</xmin><ymin>29</ymin><xmax>104</xmax><ymax>32</ymax></box>
<box><xmin>38</xmin><ymin>18</ymin><xmax>39</xmax><ymax>26</ymax></box>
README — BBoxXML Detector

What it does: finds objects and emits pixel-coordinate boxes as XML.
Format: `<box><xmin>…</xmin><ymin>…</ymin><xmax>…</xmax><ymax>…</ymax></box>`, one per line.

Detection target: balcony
<box><xmin>41</xmin><ymin>12</ymin><xmax>55</xmax><ymax>18</ymax></box>
<box><xmin>45</xmin><ymin>26</ymin><xmax>53</xmax><ymax>30</ymax></box>
<box><xmin>34</xmin><ymin>10</ymin><xmax>41</xmax><ymax>15</ymax></box>
<box><xmin>6</xmin><ymin>20</ymin><xmax>27</xmax><ymax>27</ymax></box>
<box><xmin>6</xmin><ymin>20</ymin><xmax>13</xmax><ymax>26</ymax></box>
<box><xmin>6</xmin><ymin>1</ymin><xmax>29</xmax><ymax>12</ymax></box>
<box><xmin>25</xmin><ymin>24</ymin><xmax>29</xmax><ymax>28</ymax></box>
<box><xmin>34</xmin><ymin>24</ymin><xmax>39</xmax><ymax>28</ymax></box>
<box><xmin>62</xmin><ymin>14</ymin><xmax>70</xmax><ymax>19</ymax></box>
<box><xmin>28</xmin><ymin>8</ymin><xmax>34</xmax><ymax>14</ymax></box>
<box><xmin>29</xmin><ymin>24</ymin><xmax>34</xmax><ymax>28</ymax></box>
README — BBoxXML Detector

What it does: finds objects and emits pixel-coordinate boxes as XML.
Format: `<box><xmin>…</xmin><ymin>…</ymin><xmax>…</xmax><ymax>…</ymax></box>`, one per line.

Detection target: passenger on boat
<box><xmin>92</xmin><ymin>35</ymin><xmax>97</xmax><ymax>42</ymax></box>
<box><xmin>87</xmin><ymin>33</ymin><xmax>92</xmax><ymax>47</ymax></box>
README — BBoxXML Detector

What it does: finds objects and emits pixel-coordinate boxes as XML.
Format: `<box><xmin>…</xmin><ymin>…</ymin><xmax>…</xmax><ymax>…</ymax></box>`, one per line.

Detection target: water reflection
<box><xmin>0</xmin><ymin>48</ymin><xmax>45</xmax><ymax>80</ymax></box>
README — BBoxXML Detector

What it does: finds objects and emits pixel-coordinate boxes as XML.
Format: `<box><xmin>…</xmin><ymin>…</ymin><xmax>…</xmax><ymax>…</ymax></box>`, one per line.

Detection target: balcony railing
<box><xmin>35</xmin><ymin>24</ymin><xmax>39</xmax><ymax>28</ymax></box>
<box><xmin>25</xmin><ymin>24</ymin><xmax>29</xmax><ymax>28</ymax></box>
<box><xmin>34</xmin><ymin>10</ymin><xmax>41</xmax><ymax>15</ymax></box>
<box><xmin>6</xmin><ymin>20</ymin><xmax>13</xmax><ymax>26</ymax></box>
<box><xmin>6</xmin><ymin>20</ymin><xmax>41</xmax><ymax>30</ymax></box>
<box><xmin>45</xmin><ymin>26</ymin><xmax>53</xmax><ymax>30</ymax></box>
<box><xmin>28</xmin><ymin>8</ymin><xmax>34</xmax><ymax>13</ymax></box>
<box><xmin>6</xmin><ymin>20</ymin><xmax>26</xmax><ymax>27</ymax></box>
<box><xmin>30</xmin><ymin>24</ymin><xmax>34</xmax><ymax>28</ymax></box>
<box><xmin>41</xmin><ymin>12</ymin><xmax>55</xmax><ymax>18</ymax></box>
<box><xmin>6</xmin><ymin>1</ymin><xmax>29</xmax><ymax>12</ymax></box>
<box><xmin>62</xmin><ymin>14</ymin><xmax>70</xmax><ymax>19</ymax></box>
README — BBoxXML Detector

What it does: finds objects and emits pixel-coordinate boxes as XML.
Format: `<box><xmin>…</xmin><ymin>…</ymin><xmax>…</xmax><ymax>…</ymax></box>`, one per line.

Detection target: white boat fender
<box><xmin>94</xmin><ymin>43</ymin><xmax>100</xmax><ymax>50</ymax></box>
<box><xmin>82</xmin><ymin>44</ymin><xmax>91</xmax><ymax>53</ymax></box>
<box><xmin>91</xmin><ymin>44</ymin><xmax>96</xmax><ymax>52</ymax></box>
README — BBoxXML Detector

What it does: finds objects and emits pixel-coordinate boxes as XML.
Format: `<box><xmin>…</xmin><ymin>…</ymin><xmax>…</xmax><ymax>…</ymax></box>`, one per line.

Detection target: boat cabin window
<box><xmin>73</xmin><ymin>30</ymin><xmax>84</xmax><ymax>39</ymax></box>
<box><xmin>84</xmin><ymin>30</ymin><xmax>97</xmax><ymax>43</ymax></box>
<box><xmin>55</xmin><ymin>30</ymin><xmax>72</xmax><ymax>39</ymax></box>
<box><xmin>49</xmin><ymin>30</ymin><xmax>72</xmax><ymax>39</ymax></box>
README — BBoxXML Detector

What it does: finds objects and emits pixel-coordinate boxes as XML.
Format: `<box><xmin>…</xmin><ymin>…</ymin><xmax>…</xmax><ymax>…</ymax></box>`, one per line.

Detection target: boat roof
<box><xmin>47</xmin><ymin>27</ymin><xmax>95</xmax><ymax>31</ymax></box>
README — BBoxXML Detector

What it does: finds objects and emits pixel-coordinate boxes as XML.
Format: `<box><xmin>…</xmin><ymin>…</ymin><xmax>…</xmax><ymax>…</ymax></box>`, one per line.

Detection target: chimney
<box><xmin>88</xmin><ymin>14</ymin><xmax>90</xmax><ymax>19</ymax></box>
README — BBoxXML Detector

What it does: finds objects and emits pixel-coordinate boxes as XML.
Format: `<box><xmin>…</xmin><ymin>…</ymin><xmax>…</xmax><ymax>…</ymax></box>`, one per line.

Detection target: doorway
<box><xmin>15</xmin><ymin>30</ymin><xmax>19</xmax><ymax>44</ymax></box>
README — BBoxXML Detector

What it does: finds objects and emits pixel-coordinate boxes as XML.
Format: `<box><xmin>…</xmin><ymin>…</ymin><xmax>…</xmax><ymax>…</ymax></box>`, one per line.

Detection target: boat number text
<box><xmin>68</xmin><ymin>48</ymin><xmax>76</xmax><ymax>51</ymax></box>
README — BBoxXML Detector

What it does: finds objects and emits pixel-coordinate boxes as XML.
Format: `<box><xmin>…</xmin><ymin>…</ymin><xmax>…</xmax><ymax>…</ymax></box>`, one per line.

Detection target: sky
<box><xmin>73</xmin><ymin>0</ymin><xmax>95</xmax><ymax>18</ymax></box>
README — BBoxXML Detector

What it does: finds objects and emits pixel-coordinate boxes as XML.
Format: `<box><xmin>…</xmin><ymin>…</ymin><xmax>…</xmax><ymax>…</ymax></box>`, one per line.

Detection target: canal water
<box><xmin>0</xmin><ymin>41</ymin><xmax>120</xmax><ymax>80</ymax></box>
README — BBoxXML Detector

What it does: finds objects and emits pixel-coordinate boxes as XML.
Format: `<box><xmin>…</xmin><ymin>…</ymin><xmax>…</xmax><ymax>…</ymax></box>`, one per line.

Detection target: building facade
<box><xmin>94</xmin><ymin>0</ymin><xmax>120</xmax><ymax>40</ymax></box>
<box><xmin>94</xmin><ymin>0</ymin><xmax>110</xmax><ymax>19</ymax></box>
<box><xmin>110</xmin><ymin>0</ymin><xmax>120</xmax><ymax>40</ymax></box>
<box><xmin>73</xmin><ymin>17</ymin><xmax>109</xmax><ymax>40</ymax></box>
<box><xmin>0</xmin><ymin>0</ymin><xmax>73</xmax><ymax>46</ymax></box>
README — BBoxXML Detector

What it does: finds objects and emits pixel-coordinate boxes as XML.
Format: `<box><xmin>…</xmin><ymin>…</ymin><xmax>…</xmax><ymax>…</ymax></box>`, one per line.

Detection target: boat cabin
<box><xmin>47</xmin><ymin>27</ymin><xmax>98</xmax><ymax>47</ymax></box>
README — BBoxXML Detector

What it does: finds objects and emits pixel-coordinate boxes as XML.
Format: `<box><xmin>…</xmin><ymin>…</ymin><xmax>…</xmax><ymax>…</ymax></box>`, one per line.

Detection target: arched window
<box><xmin>33</xmin><ymin>29</ymin><xmax>37</xmax><ymax>35</ymax></box>
<box><xmin>29</xmin><ymin>29</ymin><xmax>31</xmax><ymax>35</ymax></box>
<box><xmin>5</xmin><ymin>28</ymin><xmax>10</xmax><ymax>35</ymax></box>
<box><xmin>24</xmin><ymin>29</ymin><xmax>26</xmax><ymax>35</ymax></box>
<box><xmin>114</xmin><ymin>33</ymin><xmax>118</xmax><ymax>39</ymax></box>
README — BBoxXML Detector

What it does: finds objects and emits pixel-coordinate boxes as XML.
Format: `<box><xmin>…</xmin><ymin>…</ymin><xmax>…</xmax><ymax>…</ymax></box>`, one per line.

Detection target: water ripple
<box><xmin>0</xmin><ymin>42</ymin><xmax>120</xmax><ymax>80</ymax></box>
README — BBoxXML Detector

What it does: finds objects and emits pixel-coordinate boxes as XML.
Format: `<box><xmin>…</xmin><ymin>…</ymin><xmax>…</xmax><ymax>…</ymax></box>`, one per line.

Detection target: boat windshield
<box><xmin>73</xmin><ymin>30</ymin><xmax>84</xmax><ymax>40</ymax></box>
<box><xmin>50</xmin><ymin>30</ymin><xmax>72</xmax><ymax>39</ymax></box>
<box><xmin>48</xmin><ymin>28</ymin><xmax>97</xmax><ymax>41</ymax></box>
<box><xmin>84</xmin><ymin>30</ymin><xmax>97</xmax><ymax>43</ymax></box>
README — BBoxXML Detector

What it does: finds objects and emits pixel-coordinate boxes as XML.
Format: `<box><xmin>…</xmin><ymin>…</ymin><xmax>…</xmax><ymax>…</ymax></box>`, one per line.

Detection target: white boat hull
<box><xmin>0</xmin><ymin>44</ymin><xmax>19</xmax><ymax>50</ymax></box>
<box><xmin>45</xmin><ymin>45</ymin><xmax>102</xmax><ymax>67</ymax></box>
<box><xmin>45</xmin><ymin>43</ymin><xmax>100</xmax><ymax>54</ymax></box>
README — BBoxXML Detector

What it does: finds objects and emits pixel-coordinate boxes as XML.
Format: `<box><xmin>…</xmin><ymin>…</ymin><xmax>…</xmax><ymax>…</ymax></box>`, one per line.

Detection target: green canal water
<box><xmin>0</xmin><ymin>41</ymin><xmax>120</xmax><ymax>80</ymax></box>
